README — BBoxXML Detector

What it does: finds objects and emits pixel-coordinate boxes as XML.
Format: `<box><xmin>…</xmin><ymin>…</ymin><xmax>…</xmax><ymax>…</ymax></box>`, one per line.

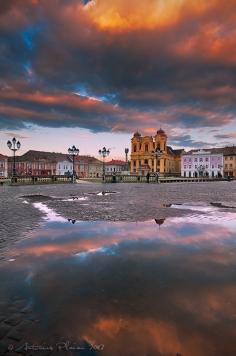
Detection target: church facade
<box><xmin>130</xmin><ymin>129</ymin><xmax>183</xmax><ymax>176</ymax></box>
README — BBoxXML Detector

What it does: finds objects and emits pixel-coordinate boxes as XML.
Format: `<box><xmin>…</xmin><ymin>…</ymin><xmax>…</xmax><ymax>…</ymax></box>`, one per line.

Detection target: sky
<box><xmin>0</xmin><ymin>0</ymin><xmax>236</xmax><ymax>159</ymax></box>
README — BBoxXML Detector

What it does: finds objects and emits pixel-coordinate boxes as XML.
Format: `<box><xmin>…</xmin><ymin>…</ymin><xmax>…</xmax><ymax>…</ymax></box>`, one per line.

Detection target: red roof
<box><xmin>0</xmin><ymin>154</ymin><xmax>7</xmax><ymax>159</ymax></box>
<box><xmin>106</xmin><ymin>159</ymin><xmax>126</xmax><ymax>166</ymax></box>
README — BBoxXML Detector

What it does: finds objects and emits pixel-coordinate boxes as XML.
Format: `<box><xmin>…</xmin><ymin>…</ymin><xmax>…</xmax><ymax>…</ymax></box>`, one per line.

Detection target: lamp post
<box><xmin>68</xmin><ymin>145</ymin><xmax>79</xmax><ymax>183</ymax></box>
<box><xmin>7</xmin><ymin>137</ymin><xmax>21</xmax><ymax>181</ymax></box>
<box><xmin>125</xmin><ymin>148</ymin><xmax>129</xmax><ymax>171</ymax></box>
<box><xmin>152</xmin><ymin>147</ymin><xmax>163</xmax><ymax>176</ymax></box>
<box><xmin>99</xmin><ymin>147</ymin><xmax>110</xmax><ymax>182</ymax></box>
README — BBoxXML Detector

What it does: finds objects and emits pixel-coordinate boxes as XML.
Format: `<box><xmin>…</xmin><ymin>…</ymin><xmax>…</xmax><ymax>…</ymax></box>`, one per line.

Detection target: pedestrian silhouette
<box><xmin>146</xmin><ymin>172</ymin><xmax>150</xmax><ymax>183</ymax></box>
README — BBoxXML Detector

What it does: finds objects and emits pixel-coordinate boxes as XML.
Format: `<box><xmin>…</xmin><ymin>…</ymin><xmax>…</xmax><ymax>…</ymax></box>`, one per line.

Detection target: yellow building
<box><xmin>130</xmin><ymin>129</ymin><xmax>183</xmax><ymax>176</ymax></box>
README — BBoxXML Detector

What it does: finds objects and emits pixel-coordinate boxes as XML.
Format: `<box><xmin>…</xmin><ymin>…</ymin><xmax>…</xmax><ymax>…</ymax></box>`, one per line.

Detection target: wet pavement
<box><xmin>1</xmin><ymin>182</ymin><xmax>236</xmax><ymax>355</ymax></box>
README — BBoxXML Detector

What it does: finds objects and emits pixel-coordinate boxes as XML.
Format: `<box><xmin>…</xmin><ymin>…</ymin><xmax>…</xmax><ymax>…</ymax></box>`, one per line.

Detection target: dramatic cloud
<box><xmin>0</xmin><ymin>0</ymin><xmax>236</xmax><ymax>146</ymax></box>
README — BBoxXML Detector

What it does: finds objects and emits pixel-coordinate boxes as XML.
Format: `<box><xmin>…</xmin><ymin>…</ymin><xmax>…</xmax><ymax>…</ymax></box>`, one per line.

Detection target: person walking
<box><xmin>155</xmin><ymin>171</ymin><xmax>159</xmax><ymax>183</ymax></box>
<box><xmin>146</xmin><ymin>171</ymin><xmax>150</xmax><ymax>183</ymax></box>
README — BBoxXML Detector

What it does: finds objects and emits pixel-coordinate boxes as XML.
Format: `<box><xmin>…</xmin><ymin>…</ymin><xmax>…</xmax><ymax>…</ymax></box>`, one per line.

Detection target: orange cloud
<box><xmin>84</xmin><ymin>0</ymin><xmax>211</xmax><ymax>31</ymax></box>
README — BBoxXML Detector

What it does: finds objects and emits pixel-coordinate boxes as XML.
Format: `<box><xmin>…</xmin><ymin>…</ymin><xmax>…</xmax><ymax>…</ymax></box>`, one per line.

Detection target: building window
<box><xmin>133</xmin><ymin>161</ymin><xmax>136</xmax><ymax>167</ymax></box>
<box><xmin>225</xmin><ymin>164</ymin><xmax>228</xmax><ymax>168</ymax></box>
<box><xmin>200</xmin><ymin>158</ymin><xmax>203</xmax><ymax>162</ymax></box>
<box><xmin>195</xmin><ymin>165</ymin><xmax>197</xmax><ymax>168</ymax></box>
<box><xmin>194</xmin><ymin>158</ymin><xmax>197</xmax><ymax>162</ymax></box>
<box><xmin>189</xmin><ymin>158</ymin><xmax>191</xmax><ymax>162</ymax></box>
<box><xmin>205</xmin><ymin>158</ymin><xmax>208</xmax><ymax>162</ymax></box>
<box><xmin>144</xmin><ymin>159</ymin><xmax>148</xmax><ymax>164</ymax></box>
<box><xmin>230</xmin><ymin>164</ymin><xmax>233</xmax><ymax>168</ymax></box>
<box><xmin>184</xmin><ymin>158</ymin><xmax>186</xmax><ymax>162</ymax></box>
<box><xmin>145</xmin><ymin>144</ymin><xmax>148</xmax><ymax>152</ymax></box>
<box><xmin>189</xmin><ymin>172</ymin><xmax>191</xmax><ymax>177</ymax></box>
<box><xmin>230</xmin><ymin>156</ymin><xmax>233</xmax><ymax>160</ymax></box>
<box><xmin>206</xmin><ymin>165</ymin><xmax>208</xmax><ymax>168</ymax></box>
<box><xmin>212</xmin><ymin>165</ymin><xmax>214</xmax><ymax>169</ymax></box>
<box><xmin>184</xmin><ymin>165</ymin><xmax>186</xmax><ymax>169</ymax></box>
<box><xmin>189</xmin><ymin>165</ymin><xmax>191</xmax><ymax>169</ymax></box>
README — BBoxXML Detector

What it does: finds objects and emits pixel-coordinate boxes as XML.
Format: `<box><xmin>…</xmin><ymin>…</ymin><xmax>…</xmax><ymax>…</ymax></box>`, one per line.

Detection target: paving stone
<box><xmin>4</xmin><ymin>315</ymin><xmax>23</xmax><ymax>327</ymax></box>
<box><xmin>0</xmin><ymin>340</ymin><xmax>9</xmax><ymax>354</ymax></box>
<box><xmin>7</xmin><ymin>330</ymin><xmax>23</xmax><ymax>342</ymax></box>
<box><xmin>12</xmin><ymin>301</ymin><xmax>26</xmax><ymax>310</ymax></box>
<box><xmin>19</xmin><ymin>305</ymin><xmax>32</xmax><ymax>314</ymax></box>
<box><xmin>16</xmin><ymin>320</ymin><xmax>33</xmax><ymax>333</ymax></box>
<box><xmin>0</xmin><ymin>324</ymin><xmax>11</xmax><ymax>338</ymax></box>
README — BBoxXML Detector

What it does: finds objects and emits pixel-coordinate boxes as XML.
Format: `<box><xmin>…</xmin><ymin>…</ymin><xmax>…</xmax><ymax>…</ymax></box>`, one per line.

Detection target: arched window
<box><xmin>133</xmin><ymin>145</ymin><xmax>137</xmax><ymax>152</ymax></box>
<box><xmin>145</xmin><ymin>144</ymin><xmax>149</xmax><ymax>152</ymax></box>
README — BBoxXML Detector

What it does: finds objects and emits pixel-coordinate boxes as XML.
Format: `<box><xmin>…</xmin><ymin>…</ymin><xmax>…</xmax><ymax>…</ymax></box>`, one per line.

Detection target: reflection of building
<box><xmin>0</xmin><ymin>154</ymin><xmax>8</xmax><ymax>178</ymax></box>
<box><xmin>105</xmin><ymin>160</ymin><xmax>126</xmax><ymax>175</ymax></box>
<box><xmin>181</xmin><ymin>150</ymin><xmax>223</xmax><ymax>178</ymax></box>
<box><xmin>130</xmin><ymin>129</ymin><xmax>183</xmax><ymax>176</ymax></box>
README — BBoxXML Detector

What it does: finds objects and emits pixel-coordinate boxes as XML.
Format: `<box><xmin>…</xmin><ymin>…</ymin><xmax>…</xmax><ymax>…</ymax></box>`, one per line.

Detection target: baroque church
<box><xmin>130</xmin><ymin>129</ymin><xmax>184</xmax><ymax>176</ymax></box>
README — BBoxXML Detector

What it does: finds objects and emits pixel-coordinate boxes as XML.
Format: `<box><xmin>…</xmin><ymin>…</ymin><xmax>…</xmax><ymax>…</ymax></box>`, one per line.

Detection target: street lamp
<box><xmin>125</xmin><ymin>148</ymin><xmax>129</xmax><ymax>171</ymax></box>
<box><xmin>7</xmin><ymin>137</ymin><xmax>21</xmax><ymax>180</ymax></box>
<box><xmin>68</xmin><ymin>145</ymin><xmax>79</xmax><ymax>183</ymax></box>
<box><xmin>152</xmin><ymin>147</ymin><xmax>163</xmax><ymax>176</ymax></box>
<box><xmin>99</xmin><ymin>147</ymin><xmax>110</xmax><ymax>182</ymax></box>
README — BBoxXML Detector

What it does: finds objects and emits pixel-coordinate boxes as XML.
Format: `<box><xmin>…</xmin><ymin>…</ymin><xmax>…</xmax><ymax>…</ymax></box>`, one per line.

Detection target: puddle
<box><xmin>1</xmin><ymin>203</ymin><xmax>236</xmax><ymax>355</ymax></box>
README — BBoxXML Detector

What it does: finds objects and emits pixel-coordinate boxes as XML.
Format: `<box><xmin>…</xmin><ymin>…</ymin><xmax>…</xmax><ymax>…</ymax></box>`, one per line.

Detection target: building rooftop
<box><xmin>156</xmin><ymin>128</ymin><xmax>167</xmax><ymax>136</ymax></box>
<box><xmin>106</xmin><ymin>159</ymin><xmax>126</xmax><ymax>166</ymax></box>
<box><xmin>184</xmin><ymin>146</ymin><xmax>236</xmax><ymax>155</ymax></box>
<box><xmin>167</xmin><ymin>147</ymin><xmax>185</xmax><ymax>156</ymax></box>
<box><xmin>0</xmin><ymin>154</ymin><xmax>8</xmax><ymax>159</ymax></box>
<box><xmin>8</xmin><ymin>150</ymin><xmax>71</xmax><ymax>163</ymax></box>
<box><xmin>133</xmin><ymin>131</ymin><xmax>141</xmax><ymax>138</ymax></box>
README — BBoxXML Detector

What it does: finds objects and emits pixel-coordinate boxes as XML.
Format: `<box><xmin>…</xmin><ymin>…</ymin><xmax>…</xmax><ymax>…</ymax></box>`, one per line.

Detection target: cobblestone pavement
<box><xmin>1</xmin><ymin>181</ymin><xmax>236</xmax><ymax>252</ymax></box>
<box><xmin>1</xmin><ymin>181</ymin><xmax>236</xmax><ymax>356</ymax></box>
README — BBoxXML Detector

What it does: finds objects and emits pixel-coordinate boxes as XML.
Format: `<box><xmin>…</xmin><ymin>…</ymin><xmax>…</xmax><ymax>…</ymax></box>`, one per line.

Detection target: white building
<box><xmin>56</xmin><ymin>159</ymin><xmax>73</xmax><ymax>176</ymax></box>
<box><xmin>181</xmin><ymin>150</ymin><xmax>224</xmax><ymax>178</ymax></box>
<box><xmin>105</xmin><ymin>160</ymin><xmax>126</xmax><ymax>175</ymax></box>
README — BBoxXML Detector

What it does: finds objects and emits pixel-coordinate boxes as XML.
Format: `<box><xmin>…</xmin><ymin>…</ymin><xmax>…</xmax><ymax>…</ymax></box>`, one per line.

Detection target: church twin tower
<box><xmin>130</xmin><ymin>129</ymin><xmax>183</xmax><ymax>176</ymax></box>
